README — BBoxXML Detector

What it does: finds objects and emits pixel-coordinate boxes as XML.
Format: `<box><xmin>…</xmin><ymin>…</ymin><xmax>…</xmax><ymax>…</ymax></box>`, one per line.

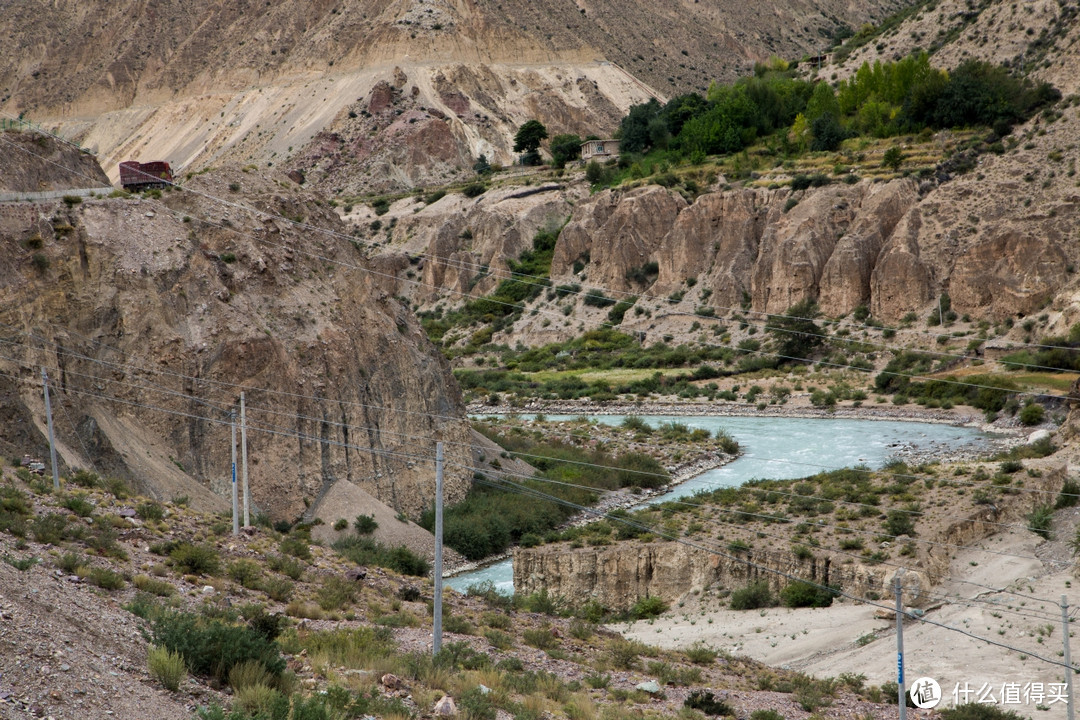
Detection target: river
<box><xmin>445</xmin><ymin>414</ymin><xmax>992</xmax><ymax>595</ymax></box>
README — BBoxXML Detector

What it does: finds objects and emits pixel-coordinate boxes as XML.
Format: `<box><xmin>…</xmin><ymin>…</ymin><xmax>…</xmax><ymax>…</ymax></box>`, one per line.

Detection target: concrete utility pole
<box><xmin>1063</xmin><ymin>595</ymin><xmax>1075</xmax><ymax>720</ymax></box>
<box><xmin>433</xmin><ymin>442</ymin><xmax>445</xmax><ymax>656</ymax></box>
<box><xmin>41</xmin><ymin>368</ymin><xmax>60</xmax><ymax>490</ymax></box>
<box><xmin>896</xmin><ymin>573</ymin><xmax>907</xmax><ymax>720</ymax></box>
<box><xmin>230</xmin><ymin>409</ymin><xmax>238</xmax><ymax>536</ymax></box>
<box><xmin>240</xmin><ymin>392</ymin><xmax>249</xmax><ymax>528</ymax></box>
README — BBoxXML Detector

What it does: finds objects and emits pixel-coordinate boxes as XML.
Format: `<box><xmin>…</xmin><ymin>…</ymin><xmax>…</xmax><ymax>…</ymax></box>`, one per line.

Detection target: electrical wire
<box><xmin>471</xmin><ymin>471</ymin><xmax>1079</xmax><ymax>671</ymax></box>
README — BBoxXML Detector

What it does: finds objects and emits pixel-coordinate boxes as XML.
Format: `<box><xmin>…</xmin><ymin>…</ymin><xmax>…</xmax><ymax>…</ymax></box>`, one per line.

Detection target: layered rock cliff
<box><xmin>514</xmin><ymin>462</ymin><xmax>1066</xmax><ymax>610</ymax></box>
<box><xmin>375</xmin><ymin>152</ymin><xmax>1080</xmax><ymax>348</ymax></box>
<box><xmin>0</xmin><ymin>143</ymin><xmax>471</xmax><ymax>519</ymax></box>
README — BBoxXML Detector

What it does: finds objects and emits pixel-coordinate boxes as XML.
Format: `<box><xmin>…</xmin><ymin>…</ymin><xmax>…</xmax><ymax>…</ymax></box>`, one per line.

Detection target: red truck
<box><xmin>119</xmin><ymin>161</ymin><xmax>174</xmax><ymax>191</ymax></box>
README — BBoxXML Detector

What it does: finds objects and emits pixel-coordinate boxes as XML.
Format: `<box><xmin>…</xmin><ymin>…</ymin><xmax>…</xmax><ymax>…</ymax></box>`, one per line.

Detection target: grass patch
<box><xmin>148</xmin><ymin>646</ymin><xmax>187</xmax><ymax>691</ymax></box>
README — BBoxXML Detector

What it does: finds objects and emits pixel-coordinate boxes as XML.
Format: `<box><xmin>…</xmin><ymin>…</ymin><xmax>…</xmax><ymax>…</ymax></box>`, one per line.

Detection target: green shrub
<box><xmin>1019</xmin><ymin>402</ymin><xmax>1045</xmax><ymax>426</ymax></box>
<box><xmin>458</xmin><ymin>685</ymin><xmax>496</xmax><ymax>720</ymax></box>
<box><xmin>31</xmin><ymin>513</ymin><xmax>67</xmax><ymax>544</ymax></box>
<box><xmin>443</xmin><ymin>614</ymin><xmax>475</xmax><ymax>635</ymax></box>
<box><xmin>730</xmin><ymin>580</ymin><xmax>776</xmax><ymax>610</ymax></box>
<box><xmin>4</xmin><ymin>555</ymin><xmax>36</xmax><ymax>571</ymax></box>
<box><xmin>316</xmin><ymin>576</ymin><xmax>357</xmax><ymax>611</ymax></box>
<box><xmin>750</xmin><ymin>711</ymin><xmax>785</xmax><ymax>720</ymax></box>
<box><xmin>1056</xmin><ymin>479</ymin><xmax>1080</xmax><ymax>509</ymax></box>
<box><xmin>69</xmin><ymin>469</ymin><xmax>100</xmax><ymax>488</ymax></box>
<box><xmin>170</xmin><ymin>543</ymin><xmax>222</xmax><ymax>575</ymax></box>
<box><xmin>332</xmin><ymin>536</ymin><xmax>429</xmax><ymax>576</ymax></box>
<box><xmin>151</xmin><ymin>610</ymin><xmax>285</xmax><ymax>684</ymax></box>
<box><xmin>780</xmin><ymin>580</ymin><xmax>837</xmax><ymax>608</ymax></box>
<box><xmin>484</xmin><ymin>629</ymin><xmax>513</xmax><ymax>650</ymax></box>
<box><xmin>583</xmin><ymin>289</ymin><xmax>616</xmax><ymax>308</ymax></box>
<box><xmin>103</xmin><ymin>476</ymin><xmax>129</xmax><ymax>499</ymax></box>
<box><xmin>1027</xmin><ymin>504</ymin><xmax>1054</xmax><ymax>540</ymax></box>
<box><xmin>607</xmin><ymin>639</ymin><xmax>650</xmax><ymax>670</ymax></box>
<box><xmin>938</xmin><ymin>704</ymin><xmax>1028</xmax><ymax>720</ymax></box>
<box><xmin>684</xmin><ymin>644</ymin><xmax>718</xmax><ymax>665</ymax></box>
<box><xmin>279</xmin><ymin>535</ymin><xmax>312</xmax><ymax>561</ymax></box>
<box><xmin>523</xmin><ymin>627</ymin><xmax>558</xmax><ymax>651</ymax></box>
<box><xmin>462</xmin><ymin>182</ymin><xmax>486</xmax><ymax>198</ymax></box>
<box><xmin>134</xmin><ymin>574</ymin><xmax>176</xmax><ymax>596</ymax></box>
<box><xmin>227</xmin><ymin>559</ymin><xmax>263</xmax><ymax>589</ymax></box>
<box><xmin>884</xmin><ymin>510</ymin><xmax>916</xmax><ymax>537</ymax></box>
<box><xmin>58</xmin><ymin>551</ymin><xmax>84</xmax><ymax>574</ymax></box>
<box><xmin>515</xmin><ymin>589</ymin><xmax>563</xmax><ymax>615</ymax></box>
<box><xmin>267</xmin><ymin>553</ymin><xmax>304</xmax><ymax>580</ymax></box>
<box><xmin>684</xmin><ymin>690</ymin><xmax>734</xmax><ymax>716</ymax></box>
<box><xmin>87</xmin><ymin>516</ymin><xmax>126</xmax><ymax>559</ymax></box>
<box><xmin>136</xmin><ymin>500</ymin><xmax>164</xmax><ymax>521</ymax></box>
<box><xmin>148</xmin><ymin>645</ymin><xmax>187</xmax><ymax>691</ymax></box>
<box><xmin>353</xmin><ymin>514</ymin><xmax>378</xmax><ymax>535</ymax></box>
<box><xmin>0</xmin><ymin>486</ymin><xmax>31</xmax><ymax>515</ymax></box>
<box><xmin>233</xmin><ymin>684</ymin><xmax>284</xmax><ymax>717</ymax></box>
<box><xmin>84</xmin><ymin>566</ymin><xmax>126</xmax><ymax>590</ymax></box>
<box><xmin>228</xmin><ymin>659</ymin><xmax>273</xmax><ymax>690</ymax></box>
<box><xmin>630</xmin><ymin>595</ymin><xmax>668</xmax><ymax>619</ymax></box>
<box><xmin>467</xmin><ymin>581</ymin><xmax>513</xmax><ymax>610</ymax></box>
<box><xmin>262</xmin><ymin>576</ymin><xmax>295</xmax><ymax>602</ymax></box>
<box><xmin>61</xmin><ymin>493</ymin><xmax>95</xmax><ymax>517</ymax></box>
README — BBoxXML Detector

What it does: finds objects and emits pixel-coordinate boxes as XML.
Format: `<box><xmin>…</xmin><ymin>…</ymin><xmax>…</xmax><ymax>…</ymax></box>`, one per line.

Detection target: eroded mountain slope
<box><xmin>0</xmin><ymin>139</ymin><xmax>471</xmax><ymax>520</ymax></box>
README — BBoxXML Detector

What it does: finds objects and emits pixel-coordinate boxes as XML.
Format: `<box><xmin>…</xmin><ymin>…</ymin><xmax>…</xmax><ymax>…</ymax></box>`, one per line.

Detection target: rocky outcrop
<box><xmin>515</xmin><ymin>462</ymin><xmax>1065</xmax><ymax>610</ymax></box>
<box><xmin>514</xmin><ymin>540</ymin><xmax>913</xmax><ymax>610</ymax></box>
<box><xmin>554</xmin><ymin>187</ymin><xmax>688</xmax><ymax>294</ymax></box>
<box><xmin>379</xmin><ymin>167</ymin><xmax>1080</xmax><ymax>334</ymax></box>
<box><xmin>367</xmin><ymin>184</ymin><xmax>580</xmax><ymax>304</ymax></box>
<box><xmin>0</xmin><ymin>130</ymin><xmax>110</xmax><ymax>192</ymax></box>
<box><xmin>548</xmin><ymin>179</ymin><xmax>925</xmax><ymax>319</ymax></box>
<box><xmin>0</xmin><ymin>163</ymin><xmax>472</xmax><ymax>519</ymax></box>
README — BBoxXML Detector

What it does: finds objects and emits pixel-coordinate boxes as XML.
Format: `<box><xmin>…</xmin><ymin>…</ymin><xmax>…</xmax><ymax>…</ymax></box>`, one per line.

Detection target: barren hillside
<box><xmin>0</xmin><ymin>0</ymin><xmax>908</xmax><ymax>191</ymax></box>
<box><xmin>0</xmin><ymin>134</ymin><xmax>471</xmax><ymax>522</ymax></box>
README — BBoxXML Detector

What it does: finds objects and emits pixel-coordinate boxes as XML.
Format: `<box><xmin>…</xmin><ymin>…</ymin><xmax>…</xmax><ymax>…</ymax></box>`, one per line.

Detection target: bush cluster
<box><xmin>151</xmin><ymin>610</ymin><xmax>285</xmax><ymax>685</ymax></box>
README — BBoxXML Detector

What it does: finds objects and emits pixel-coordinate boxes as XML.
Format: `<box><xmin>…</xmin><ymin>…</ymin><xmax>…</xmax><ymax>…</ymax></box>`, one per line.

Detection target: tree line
<box><xmin>616</xmin><ymin>54</ymin><xmax>1059</xmax><ymax>158</ymax></box>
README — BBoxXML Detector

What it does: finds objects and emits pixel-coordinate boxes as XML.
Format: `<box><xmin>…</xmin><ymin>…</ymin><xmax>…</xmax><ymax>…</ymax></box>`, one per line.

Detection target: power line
<box><xmin>1</xmin><ymin>153</ymin><xmax>1070</xmax><ymax>440</ymax></box>
<box><xmin>0</xmin><ymin>329</ymin><xmax>1069</xmax><ymax>549</ymax></box>
<box><xmin>2</xmin><ymin>342</ymin><xmax>1058</xmax><ymax>586</ymax></box>
<box><xmin>471</xmin><ymin>471</ymin><xmax>1079</xmax><ymax>672</ymax></box>
<box><xmin>2</xmin><ymin>128</ymin><xmax>1078</xmax><ymax>379</ymax></box>
<box><xmin>4</xmin><ymin>321</ymin><xmax>1066</xmax><ymax>514</ymax></box>
<box><xmin>1</xmin><ymin>329</ymin><xmax>1070</xmax><ymax>626</ymax></box>
<box><xmin>456</xmin><ymin>459</ymin><xmax>1070</xmax><ymax>609</ymax></box>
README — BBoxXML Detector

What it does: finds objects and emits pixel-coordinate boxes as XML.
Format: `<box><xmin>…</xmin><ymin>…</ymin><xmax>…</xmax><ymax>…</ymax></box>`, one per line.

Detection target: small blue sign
<box><xmin>897</xmin><ymin>653</ymin><xmax>904</xmax><ymax>684</ymax></box>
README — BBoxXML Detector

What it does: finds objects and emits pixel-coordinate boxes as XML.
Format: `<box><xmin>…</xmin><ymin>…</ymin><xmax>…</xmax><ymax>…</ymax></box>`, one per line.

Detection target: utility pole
<box><xmin>240</xmin><ymin>392</ymin><xmax>249</xmax><ymax>528</ymax></box>
<box><xmin>433</xmin><ymin>441</ymin><xmax>444</xmax><ymax>656</ymax></box>
<box><xmin>230</xmin><ymin>409</ymin><xmax>238</xmax><ymax>536</ymax></box>
<box><xmin>895</xmin><ymin>572</ymin><xmax>907</xmax><ymax>720</ymax></box>
<box><xmin>1063</xmin><ymin>595</ymin><xmax>1075</xmax><ymax>720</ymax></box>
<box><xmin>41</xmin><ymin>368</ymin><xmax>60</xmax><ymax>491</ymax></box>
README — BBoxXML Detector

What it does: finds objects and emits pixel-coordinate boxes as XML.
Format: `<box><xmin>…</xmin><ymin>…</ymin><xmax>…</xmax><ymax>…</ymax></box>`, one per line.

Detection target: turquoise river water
<box><xmin>445</xmin><ymin>414</ymin><xmax>991</xmax><ymax>595</ymax></box>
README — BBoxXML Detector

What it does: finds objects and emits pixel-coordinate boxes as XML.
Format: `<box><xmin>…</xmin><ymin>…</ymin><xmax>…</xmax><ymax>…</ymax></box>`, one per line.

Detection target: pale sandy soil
<box><xmin>617</xmin><ymin>501</ymin><xmax>1080</xmax><ymax>720</ymax></box>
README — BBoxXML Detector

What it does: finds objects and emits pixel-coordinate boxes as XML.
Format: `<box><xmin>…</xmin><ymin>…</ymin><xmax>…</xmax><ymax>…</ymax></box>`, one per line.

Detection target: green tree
<box><xmin>768</xmin><ymin>299</ymin><xmax>824</xmax><ymax>362</ymax></box>
<box><xmin>810</xmin><ymin>112</ymin><xmax>848</xmax><ymax>151</ymax></box>
<box><xmin>882</xmin><ymin>146</ymin><xmax>904</xmax><ymax>170</ymax></box>
<box><xmin>617</xmin><ymin>99</ymin><xmax>662</xmax><ymax>153</ymax></box>
<box><xmin>514</xmin><ymin>119</ymin><xmax>548</xmax><ymax>165</ymax></box>
<box><xmin>472</xmin><ymin>154</ymin><xmax>492</xmax><ymax>175</ymax></box>
<box><xmin>549</xmin><ymin>133</ymin><xmax>582</xmax><ymax>167</ymax></box>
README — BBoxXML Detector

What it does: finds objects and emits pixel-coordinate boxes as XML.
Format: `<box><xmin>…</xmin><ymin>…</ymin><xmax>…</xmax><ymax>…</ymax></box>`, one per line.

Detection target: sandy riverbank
<box><xmin>468</xmin><ymin>397</ymin><xmax>989</xmax><ymax>425</ymax></box>
<box><xmin>444</xmin><ymin>442</ymin><xmax>738</xmax><ymax>578</ymax></box>
<box><xmin>615</xmin><ymin>509</ymin><xmax>1079</xmax><ymax>720</ymax></box>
